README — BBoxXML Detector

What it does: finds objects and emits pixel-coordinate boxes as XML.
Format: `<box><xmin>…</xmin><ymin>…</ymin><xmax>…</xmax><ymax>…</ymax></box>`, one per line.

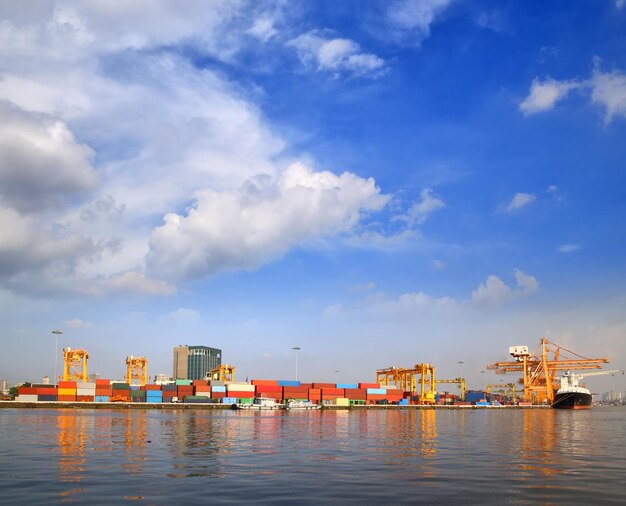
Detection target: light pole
<box><xmin>52</xmin><ymin>330</ymin><xmax>63</xmax><ymax>384</ymax></box>
<box><xmin>335</xmin><ymin>370</ymin><xmax>339</xmax><ymax>384</ymax></box>
<box><xmin>457</xmin><ymin>361</ymin><xmax>464</xmax><ymax>379</ymax></box>
<box><xmin>292</xmin><ymin>346</ymin><xmax>301</xmax><ymax>381</ymax></box>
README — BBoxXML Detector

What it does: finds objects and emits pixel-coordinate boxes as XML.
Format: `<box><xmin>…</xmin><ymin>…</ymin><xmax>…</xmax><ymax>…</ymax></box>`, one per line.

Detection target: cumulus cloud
<box><xmin>505</xmin><ymin>192</ymin><xmax>536</xmax><ymax>212</ymax></box>
<box><xmin>521</xmin><ymin>61</ymin><xmax>626</xmax><ymax>123</ymax></box>
<box><xmin>160</xmin><ymin>307</ymin><xmax>201</xmax><ymax>322</ymax></box>
<box><xmin>401</xmin><ymin>188</ymin><xmax>445</xmax><ymax>225</ymax></box>
<box><xmin>102</xmin><ymin>271</ymin><xmax>175</xmax><ymax>296</ymax></box>
<box><xmin>147</xmin><ymin>163</ymin><xmax>389</xmax><ymax>281</ymax></box>
<box><xmin>289</xmin><ymin>31</ymin><xmax>385</xmax><ymax>78</ymax></box>
<box><xmin>384</xmin><ymin>0</ymin><xmax>454</xmax><ymax>45</ymax></box>
<box><xmin>471</xmin><ymin>269</ymin><xmax>539</xmax><ymax>307</ymax></box>
<box><xmin>0</xmin><ymin>102</ymin><xmax>97</xmax><ymax>213</ymax></box>
<box><xmin>64</xmin><ymin>319</ymin><xmax>91</xmax><ymax>329</ymax></box>
<box><xmin>559</xmin><ymin>244</ymin><xmax>580</xmax><ymax>253</ymax></box>
<box><xmin>247</xmin><ymin>17</ymin><xmax>278</xmax><ymax>42</ymax></box>
<box><xmin>519</xmin><ymin>78</ymin><xmax>580</xmax><ymax>115</ymax></box>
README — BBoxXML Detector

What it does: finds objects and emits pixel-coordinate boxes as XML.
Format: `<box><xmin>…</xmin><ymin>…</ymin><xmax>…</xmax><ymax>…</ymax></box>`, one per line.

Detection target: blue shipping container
<box><xmin>336</xmin><ymin>383</ymin><xmax>358</xmax><ymax>389</ymax></box>
<box><xmin>211</xmin><ymin>385</ymin><xmax>226</xmax><ymax>393</ymax></box>
<box><xmin>222</xmin><ymin>397</ymin><xmax>237</xmax><ymax>404</ymax></box>
<box><xmin>366</xmin><ymin>388</ymin><xmax>386</xmax><ymax>395</ymax></box>
<box><xmin>278</xmin><ymin>380</ymin><xmax>301</xmax><ymax>387</ymax></box>
<box><xmin>95</xmin><ymin>395</ymin><xmax>109</xmax><ymax>402</ymax></box>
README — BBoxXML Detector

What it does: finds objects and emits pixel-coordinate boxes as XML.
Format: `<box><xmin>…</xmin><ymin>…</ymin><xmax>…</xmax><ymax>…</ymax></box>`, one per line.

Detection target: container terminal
<box><xmin>2</xmin><ymin>338</ymin><xmax>621</xmax><ymax>409</ymax></box>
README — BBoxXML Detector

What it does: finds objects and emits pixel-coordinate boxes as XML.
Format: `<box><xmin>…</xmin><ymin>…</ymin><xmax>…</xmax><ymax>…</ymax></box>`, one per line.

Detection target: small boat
<box><xmin>284</xmin><ymin>398</ymin><xmax>321</xmax><ymax>410</ymax></box>
<box><xmin>233</xmin><ymin>397</ymin><xmax>284</xmax><ymax>410</ymax></box>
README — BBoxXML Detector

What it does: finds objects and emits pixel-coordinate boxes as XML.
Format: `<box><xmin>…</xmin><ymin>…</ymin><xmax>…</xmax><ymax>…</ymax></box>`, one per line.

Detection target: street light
<box><xmin>52</xmin><ymin>330</ymin><xmax>63</xmax><ymax>384</ymax></box>
<box><xmin>292</xmin><ymin>346</ymin><xmax>301</xmax><ymax>381</ymax></box>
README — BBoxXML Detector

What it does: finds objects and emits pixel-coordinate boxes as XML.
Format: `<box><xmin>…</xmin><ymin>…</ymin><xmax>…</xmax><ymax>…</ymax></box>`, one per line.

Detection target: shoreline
<box><xmin>0</xmin><ymin>401</ymin><xmax>550</xmax><ymax>411</ymax></box>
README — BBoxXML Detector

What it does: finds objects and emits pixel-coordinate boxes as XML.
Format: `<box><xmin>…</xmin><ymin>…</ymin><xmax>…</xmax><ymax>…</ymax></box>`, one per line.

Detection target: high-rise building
<box><xmin>173</xmin><ymin>345</ymin><xmax>222</xmax><ymax>380</ymax></box>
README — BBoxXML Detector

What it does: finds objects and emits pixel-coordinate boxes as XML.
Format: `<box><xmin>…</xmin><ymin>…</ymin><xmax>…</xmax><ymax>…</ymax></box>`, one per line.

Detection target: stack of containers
<box><xmin>37</xmin><ymin>385</ymin><xmax>58</xmax><ymax>401</ymax></box>
<box><xmin>308</xmin><ymin>388</ymin><xmax>321</xmax><ymax>403</ymax></box>
<box><xmin>130</xmin><ymin>385</ymin><xmax>146</xmax><ymax>402</ymax></box>
<box><xmin>16</xmin><ymin>386</ymin><xmax>38</xmax><ymax>402</ymax></box>
<box><xmin>161</xmin><ymin>384</ymin><xmax>177</xmax><ymax>402</ymax></box>
<box><xmin>95</xmin><ymin>379</ymin><xmax>111</xmax><ymax>402</ymax></box>
<box><xmin>253</xmin><ymin>379</ymin><xmax>282</xmax><ymax>400</ymax></box>
<box><xmin>381</xmin><ymin>388</ymin><xmax>404</xmax><ymax>403</ymax></box>
<box><xmin>280</xmin><ymin>380</ymin><xmax>309</xmax><ymax>401</ymax></box>
<box><xmin>321</xmin><ymin>387</ymin><xmax>345</xmax><ymax>402</ymax></box>
<box><xmin>145</xmin><ymin>384</ymin><xmax>163</xmax><ymax>403</ymax></box>
<box><xmin>343</xmin><ymin>387</ymin><xmax>367</xmax><ymax>403</ymax></box>
<box><xmin>58</xmin><ymin>381</ymin><xmax>77</xmax><ymax>402</ymax></box>
<box><xmin>76</xmin><ymin>381</ymin><xmax>95</xmax><ymax>402</ymax></box>
<box><xmin>210</xmin><ymin>384</ymin><xmax>226</xmax><ymax>400</ymax></box>
<box><xmin>176</xmin><ymin>379</ymin><xmax>194</xmax><ymax>400</ymax></box>
<box><xmin>365</xmin><ymin>387</ymin><xmax>387</xmax><ymax>403</ymax></box>
<box><xmin>226</xmin><ymin>382</ymin><xmax>255</xmax><ymax>403</ymax></box>
<box><xmin>111</xmin><ymin>382</ymin><xmax>130</xmax><ymax>400</ymax></box>
<box><xmin>193</xmin><ymin>382</ymin><xmax>211</xmax><ymax>398</ymax></box>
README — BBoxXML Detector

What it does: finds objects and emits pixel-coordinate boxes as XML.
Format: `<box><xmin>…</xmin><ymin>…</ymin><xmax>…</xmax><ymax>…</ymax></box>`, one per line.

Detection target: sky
<box><xmin>1</xmin><ymin>0</ymin><xmax>625</xmax><ymax>393</ymax></box>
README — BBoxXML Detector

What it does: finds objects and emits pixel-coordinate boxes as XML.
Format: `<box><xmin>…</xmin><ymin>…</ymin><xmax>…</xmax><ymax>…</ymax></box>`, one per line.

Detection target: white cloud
<box><xmin>471</xmin><ymin>269</ymin><xmax>539</xmax><ymax>307</ymax></box>
<box><xmin>384</xmin><ymin>0</ymin><xmax>454</xmax><ymax>45</ymax></box>
<box><xmin>505</xmin><ymin>192</ymin><xmax>536</xmax><ymax>212</ymax></box>
<box><xmin>519</xmin><ymin>78</ymin><xmax>580</xmax><ymax>115</ymax></box>
<box><xmin>64</xmin><ymin>319</ymin><xmax>91</xmax><ymax>329</ymax></box>
<box><xmin>289</xmin><ymin>31</ymin><xmax>385</xmax><ymax>78</ymax></box>
<box><xmin>432</xmin><ymin>259</ymin><xmax>445</xmax><ymax>270</ymax></box>
<box><xmin>103</xmin><ymin>271</ymin><xmax>176</xmax><ymax>296</ymax></box>
<box><xmin>0</xmin><ymin>101</ymin><xmax>97</xmax><ymax>213</ymax></box>
<box><xmin>616</xmin><ymin>0</ymin><xmax>625</xmax><ymax>9</ymax></box>
<box><xmin>559</xmin><ymin>244</ymin><xmax>580</xmax><ymax>253</ymax></box>
<box><xmin>547</xmin><ymin>185</ymin><xmax>558</xmax><ymax>193</ymax></box>
<box><xmin>590</xmin><ymin>66</ymin><xmax>626</xmax><ymax>123</ymax></box>
<box><xmin>147</xmin><ymin>162</ymin><xmax>390</xmax><ymax>281</ymax></box>
<box><xmin>247</xmin><ymin>17</ymin><xmax>278</xmax><ymax>42</ymax></box>
<box><xmin>403</xmin><ymin>188</ymin><xmax>445</xmax><ymax>225</ymax></box>
<box><xmin>160</xmin><ymin>307</ymin><xmax>200</xmax><ymax>323</ymax></box>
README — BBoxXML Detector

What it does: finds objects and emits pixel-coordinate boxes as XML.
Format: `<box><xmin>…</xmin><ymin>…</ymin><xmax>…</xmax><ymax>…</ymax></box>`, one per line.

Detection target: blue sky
<box><xmin>1</xmin><ymin>0</ymin><xmax>625</xmax><ymax>393</ymax></box>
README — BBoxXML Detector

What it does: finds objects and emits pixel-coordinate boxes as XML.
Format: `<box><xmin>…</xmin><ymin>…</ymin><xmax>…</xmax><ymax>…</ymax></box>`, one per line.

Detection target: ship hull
<box><xmin>552</xmin><ymin>391</ymin><xmax>593</xmax><ymax>409</ymax></box>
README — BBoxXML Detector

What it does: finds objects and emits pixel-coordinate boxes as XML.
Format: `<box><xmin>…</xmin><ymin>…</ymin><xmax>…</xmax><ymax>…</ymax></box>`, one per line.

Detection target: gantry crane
<box><xmin>486</xmin><ymin>383</ymin><xmax>519</xmax><ymax>402</ymax></box>
<box><xmin>435</xmin><ymin>378</ymin><xmax>466</xmax><ymax>401</ymax></box>
<box><xmin>486</xmin><ymin>338</ymin><xmax>608</xmax><ymax>404</ymax></box>
<box><xmin>63</xmin><ymin>347</ymin><xmax>89</xmax><ymax>382</ymax></box>
<box><xmin>211</xmin><ymin>364</ymin><xmax>235</xmax><ymax>382</ymax></box>
<box><xmin>377</xmin><ymin>363</ymin><xmax>436</xmax><ymax>404</ymax></box>
<box><xmin>125</xmin><ymin>356</ymin><xmax>148</xmax><ymax>386</ymax></box>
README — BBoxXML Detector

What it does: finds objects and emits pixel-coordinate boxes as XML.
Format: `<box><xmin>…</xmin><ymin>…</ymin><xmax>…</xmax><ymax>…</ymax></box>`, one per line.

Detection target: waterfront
<box><xmin>1</xmin><ymin>408</ymin><xmax>625</xmax><ymax>504</ymax></box>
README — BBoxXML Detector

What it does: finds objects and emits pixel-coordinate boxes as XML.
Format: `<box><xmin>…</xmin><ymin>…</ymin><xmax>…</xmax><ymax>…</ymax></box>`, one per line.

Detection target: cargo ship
<box><xmin>552</xmin><ymin>369</ymin><xmax>623</xmax><ymax>409</ymax></box>
<box><xmin>551</xmin><ymin>371</ymin><xmax>592</xmax><ymax>409</ymax></box>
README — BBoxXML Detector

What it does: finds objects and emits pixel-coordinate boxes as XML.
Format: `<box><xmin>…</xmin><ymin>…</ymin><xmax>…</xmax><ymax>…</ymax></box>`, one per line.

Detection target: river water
<box><xmin>1</xmin><ymin>407</ymin><xmax>625</xmax><ymax>504</ymax></box>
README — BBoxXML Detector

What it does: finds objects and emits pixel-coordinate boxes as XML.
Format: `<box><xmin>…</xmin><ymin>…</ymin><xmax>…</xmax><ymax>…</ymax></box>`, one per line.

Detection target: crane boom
<box><xmin>576</xmin><ymin>369</ymin><xmax>623</xmax><ymax>378</ymax></box>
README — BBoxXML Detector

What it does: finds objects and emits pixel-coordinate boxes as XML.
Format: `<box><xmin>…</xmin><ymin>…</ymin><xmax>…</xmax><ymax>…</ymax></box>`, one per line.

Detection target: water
<box><xmin>1</xmin><ymin>407</ymin><xmax>625</xmax><ymax>505</ymax></box>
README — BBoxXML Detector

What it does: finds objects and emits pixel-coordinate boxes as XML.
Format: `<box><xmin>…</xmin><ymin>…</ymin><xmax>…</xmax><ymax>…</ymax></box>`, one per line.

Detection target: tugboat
<box><xmin>552</xmin><ymin>369</ymin><xmax>623</xmax><ymax>409</ymax></box>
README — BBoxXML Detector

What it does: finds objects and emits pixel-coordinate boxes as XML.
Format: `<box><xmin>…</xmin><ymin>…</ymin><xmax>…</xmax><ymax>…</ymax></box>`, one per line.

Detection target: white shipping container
<box><xmin>77</xmin><ymin>382</ymin><xmax>96</xmax><ymax>389</ymax></box>
<box><xmin>226</xmin><ymin>384</ymin><xmax>255</xmax><ymax>392</ymax></box>
<box><xmin>16</xmin><ymin>395</ymin><xmax>38</xmax><ymax>402</ymax></box>
<box><xmin>77</xmin><ymin>388</ymin><xmax>96</xmax><ymax>396</ymax></box>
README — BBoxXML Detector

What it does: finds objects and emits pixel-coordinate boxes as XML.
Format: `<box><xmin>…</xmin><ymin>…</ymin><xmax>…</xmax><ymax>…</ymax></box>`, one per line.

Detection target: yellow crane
<box><xmin>125</xmin><ymin>356</ymin><xmax>148</xmax><ymax>386</ymax></box>
<box><xmin>487</xmin><ymin>338</ymin><xmax>608</xmax><ymax>404</ymax></box>
<box><xmin>377</xmin><ymin>363</ymin><xmax>436</xmax><ymax>404</ymax></box>
<box><xmin>63</xmin><ymin>347</ymin><xmax>89</xmax><ymax>382</ymax></box>
<box><xmin>435</xmin><ymin>378</ymin><xmax>466</xmax><ymax>401</ymax></box>
<box><xmin>211</xmin><ymin>364</ymin><xmax>235</xmax><ymax>382</ymax></box>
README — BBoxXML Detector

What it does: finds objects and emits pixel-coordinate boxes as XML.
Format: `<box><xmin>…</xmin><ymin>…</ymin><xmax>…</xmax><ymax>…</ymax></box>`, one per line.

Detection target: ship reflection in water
<box><xmin>1</xmin><ymin>407</ymin><xmax>623</xmax><ymax>504</ymax></box>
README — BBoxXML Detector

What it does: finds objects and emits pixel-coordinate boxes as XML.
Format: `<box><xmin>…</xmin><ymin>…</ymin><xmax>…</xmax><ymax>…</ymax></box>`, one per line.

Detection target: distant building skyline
<box><xmin>173</xmin><ymin>345</ymin><xmax>222</xmax><ymax>380</ymax></box>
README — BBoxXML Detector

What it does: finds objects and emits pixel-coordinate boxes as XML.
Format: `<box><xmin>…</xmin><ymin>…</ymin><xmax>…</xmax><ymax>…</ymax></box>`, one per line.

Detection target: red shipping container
<box><xmin>76</xmin><ymin>395</ymin><xmax>94</xmax><ymax>402</ymax></box>
<box><xmin>162</xmin><ymin>390</ymin><xmax>176</xmax><ymax>397</ymax></box>
<box><xmin>194</xmin><ymin>385</ymin><xmax>211</xmax><ymax>393</ymax></box>
<box><xmin>211</xmin><ymin>391</ymin><xmax>226</xmax><ymax>399</ymax></box>
<box><xmin>313</xmin><ymin>383</ymin><xmax>335</xmax><ymax>389</ymax></box>
<box><xmin>299</xmin><ymin>383</ymin><xmax>313</xmax><ymax>389</ymax></box>
<box><xmin>58</xmin><ymin>395</ymin><xmax>76</xmax><ymax>402</ymax></box>
<box><xmin>251</xmin><ymin>379</ymin><xmax>279</xmax><ymax>386</ymax></box>
<box><xmin>256</xmin><ymin>385</ymin><xmax>283</xmax><ymax>393</ymax></box>
<box><xmin>193</xmin><ymin>380</ymin><xmax>210</xmax><ymax>386</ymax></box>
<box><xmin>37</xmin><ymin>388</ymin><xmax>58</xmax><ymax>395</ymax></box>
<box><xmin>345</xmin><ymin>392</ymin><xmax>367</xmax><ymax>400</ymax></box>
<box><xmin>367</xmin><ymin>394</ymin><xmax>387</xmax><ymax>401</ymax></box>
<box><xmin>144</xmin><ymin>384</ymin><xmax>161</xmax><ymax>391</ymax></box>
<box><xmin>95</xmin><ymin>379</ymin><xmax>110</xmax><ymax>385</ymax></box>
<box><xmin>114</xmin><ymin>389</ymin><xmax>130</xmax><ymax>397</ymax></box>
<box><xmin>228</xmin><ymin>390</ymin><xmax>255</xmax><ymax>398</ymax></box>
<box><xmin>58</xmin><ymin>381</ymin><xmax>77</xmax><ymax>388</ymax></box>
<box><xmin>18</xmin><ymin>387</ymin><xmax>37</xmax><ymax>395</ymax></box>
<box><xmin>177</xmin><ymin>386</ymin><xmax>194</xmax><ymax>395</ymax></box>
<box><xmin>321</xmin><ymin>388</ymin><xmax>344</xmax><ymax>395</ymax></box>
<box><xmin>359</xmin><ymin>383</ymin><xmax>380</xmax><ymax>389</ymax></box>
<box><xmin>95</xmin><ymin>388</ymin><xmax>111</xmax><ymax>395</ymax></box>
<box><xmin>283</xmin><ymin>386</ymin><xmax>309</xmax><ymax>393</ymax></box>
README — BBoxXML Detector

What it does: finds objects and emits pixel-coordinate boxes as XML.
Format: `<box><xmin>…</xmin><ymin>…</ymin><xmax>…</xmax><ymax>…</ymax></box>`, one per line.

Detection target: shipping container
<box><xmin>95</xmin><ymin>379</ymin><xmax>110</xmax><ymax>385</ymax></box>
<box><xmin>161</xmin><ymin>384</ymin><xmax>177</xmax><ymax>392</ymax></box>
<box><xmin>175</xmin><ymin>379</ymin><xmax>192</xmax><ymax>386</ymax></box>
<box><xmin>16</xmin><ymin>394</ymin><xmax>38</xmax><ymax>402</ymax></box>
<box><xmin>257</xmin><ymin>385</ymin><xmax>283</xmax><ymax>393</ymax></box>
<box><xmin>359</xmin><ymin>383</ymin><xmax>380</xmax><ymax>389</ymax></box>
<box><xmin>111</xmin><ymin>382</ymin><xmax>130</xmax><ymax>390</ymax></box>
<box><xmin>95</xmin><ymin>395</ymin><xmax>109</xmax><ymax>402</ymax></box>
<box><xmin>336</xmin><ymin>383</ymin><xmax>358</xmax><ymax>389</ymax></box>
<box><xmin>313</xmin><ymin>383</ymin><xmax>335</xmax><ymax>389</ymax></box>
<box><xmin>277</xmin><ymin>380</ymin><xmax>301</xmax><ymax>387</ymax></box>
<box><xmin>58</xmin><ymin>381</ymin><xmax>77</xmax><ymax>388</ymax></box>
<box><xmin>58</xmin><ymin>395</ymin><xmax>77</xmax><ymax>402</ymax></box>
<box><xmin>251</xmin><ymin>379</ymin><xmax>279</xmax><ymax>386</ymax></box>
<box><xmin>58</xmin><ymin>388</ymin><xmax>77</xmax><ymax>396</ymax></box>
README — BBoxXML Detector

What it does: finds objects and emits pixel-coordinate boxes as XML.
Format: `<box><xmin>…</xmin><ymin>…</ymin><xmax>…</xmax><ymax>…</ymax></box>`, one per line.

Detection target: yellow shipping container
<box><xmin>58</xmin><ymin>388</ymin><xmax>77</xmax><ymax>396</ymax></box>
<box><xmin>332</xmin><ymin>397</ymin><xmax>350</xmax><ymax>407</ymax></box>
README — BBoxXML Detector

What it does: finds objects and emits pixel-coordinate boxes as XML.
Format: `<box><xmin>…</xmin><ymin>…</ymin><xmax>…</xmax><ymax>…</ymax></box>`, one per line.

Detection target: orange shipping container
<box><xmin>256</xmin><ymin>385</ymin><xmax>283</xmax><ymax>393</ymax></box>
<box><xmin>95</xmin><ymin>379</ymin><xmax>110</xmax><ymax>385</ymax></box>
<box><xmin>251</xmin><ymin>379</ymin><xmax>279</xmax><ymax>386</ymax></box>
<box><xmin>19</xmin><ymin>387</ymin><xmax>38</xmax><ymax>395</ymax></box>
<box><xmin>366</xmin><ymin>394</ymin><xmax>387</xmax><ymax>401</ymax></box>
<box><xmin>58</xmin><ymin>381</ymin><xmax>77</xmax><ymax>388</ymax></box>
<box><xmin>359</xmin><ymin>383</ymin><xmax>380</xmax><ymax>389</ymax></box>
<box><xmin>76</xmin><ymin>395</ymin><xmax>94</xmax><ymax>402</ymax></box>
<box><xmin>37</xmin><ymin>388</ymin><xmax>58</xmax><ymax>395</ymax></box>
<box><xmin>58</xmin><ymin>395</ymin><xmax>76</xmax><ymax>402</ymax></box>
<box><xmin>194</xmin><ymin>385</ymin><xmax>211</xmax><ymax>393</ymax></box>
<box><xmin>321</xmin><ymin>388</ymin><xmax>344</xmax><ymax>395</ymax></box>
<box><xmin>313</xmin><ymin>383</ymin><xmax>335</xmax><ymax>389</ymax></box>
<box><xmin>211</xmin><ymin>391</ymin><xmax>225</xmax><ymax>399</ymax></box>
